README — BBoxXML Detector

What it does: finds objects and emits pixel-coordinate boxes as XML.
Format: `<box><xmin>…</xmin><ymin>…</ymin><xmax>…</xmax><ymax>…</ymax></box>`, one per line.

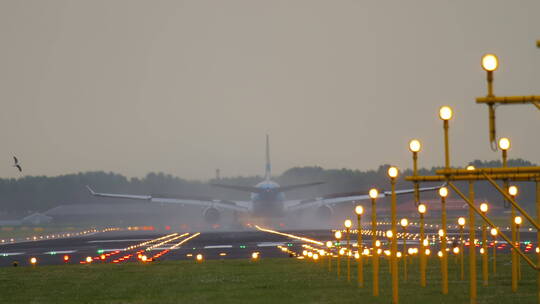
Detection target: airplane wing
<box><xmin>285</xmin><ymin>184</ymin><xmax>443</xmax><ymax>212</ymax></box>
<box><xmin>86</xmin><ymin>186</ymin><xmax>251</xmax><ymax>212</ymax></box>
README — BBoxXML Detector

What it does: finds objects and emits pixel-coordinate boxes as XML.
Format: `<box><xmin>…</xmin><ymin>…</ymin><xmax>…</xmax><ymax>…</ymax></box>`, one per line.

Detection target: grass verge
<box><xmin>0</xmin><ymin>254</ymin><xmax>537</xmax><ymax>303</ymax></box>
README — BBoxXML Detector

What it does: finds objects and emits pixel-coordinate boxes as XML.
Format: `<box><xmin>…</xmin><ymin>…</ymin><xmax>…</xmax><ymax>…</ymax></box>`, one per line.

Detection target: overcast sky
<box><xmin>0</xmin><ymin>0</ymin><xmax>538</xmax><ymax>180</ymax></box>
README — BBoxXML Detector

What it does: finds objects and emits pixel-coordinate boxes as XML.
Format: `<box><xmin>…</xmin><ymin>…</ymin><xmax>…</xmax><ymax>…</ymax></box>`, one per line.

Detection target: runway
<box><xmin>0</xmin><ymin>228</ymin><xmax>333</xmax><ymax>267</ymax></box>
<box><xmin>0</xmin><ymin>225</ymin><xmax>536</xmax><ymax>267</ymax></box>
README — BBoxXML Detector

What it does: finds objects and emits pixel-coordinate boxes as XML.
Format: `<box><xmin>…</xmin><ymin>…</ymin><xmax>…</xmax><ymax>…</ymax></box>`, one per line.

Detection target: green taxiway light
<box><xmin>287</xmin><ymin>243</ymin><xmax>293</xmax><ymax>247</ymax></box>
<box><xmin>97</xmin><ymin>249</ymin><xmax>104</xmax><ymax>254</ymax></box>
<box><xmin>240</xmin><ymin>245</ymin><xmax>246</xmax><ymax>249</ymax></box>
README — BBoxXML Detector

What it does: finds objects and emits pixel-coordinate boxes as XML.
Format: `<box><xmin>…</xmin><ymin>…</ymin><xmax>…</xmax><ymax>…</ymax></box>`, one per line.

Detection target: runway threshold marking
<box><xmin>254</xmin><ymin>225</ymin><xmax>325</xmax><ymax>246</ymax></box>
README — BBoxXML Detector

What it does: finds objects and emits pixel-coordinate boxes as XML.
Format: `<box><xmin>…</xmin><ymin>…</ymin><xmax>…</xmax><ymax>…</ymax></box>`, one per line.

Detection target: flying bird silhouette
<box><xmin>13</xmin><ymin>156</ymin><xmax>22</xmax><ymax>172</ymax></box>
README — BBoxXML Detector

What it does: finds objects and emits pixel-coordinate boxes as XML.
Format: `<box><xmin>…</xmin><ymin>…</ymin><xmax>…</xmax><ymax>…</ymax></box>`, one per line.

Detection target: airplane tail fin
<box><xmin>264</xmin><ymin>134</ymin><xmax>271</xmax><ymax>181</ymax></box>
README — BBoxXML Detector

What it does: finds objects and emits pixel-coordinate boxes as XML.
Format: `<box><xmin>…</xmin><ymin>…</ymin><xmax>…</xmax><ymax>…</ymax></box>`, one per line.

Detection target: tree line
<box><xmin>0</xmin><ymin>159</ymin><xmax>536</xmax><ymax>216</ymax></box>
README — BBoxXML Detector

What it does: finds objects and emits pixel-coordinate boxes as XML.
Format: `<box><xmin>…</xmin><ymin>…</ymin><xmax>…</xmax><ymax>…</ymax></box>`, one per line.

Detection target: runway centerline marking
<box><xmin>257</xmin><ymin>242</ymin><xmax>285</xmax><ymax>247</ymax></box>
<box><xmin>0</xmin><ymin>252</ymin><xmax>24</xmax><ymax>256</ymax></box>
<box><xmin>44</xmin><ymin>250</ymin><xmax>77</xmax><ymax>254</ymax></box>
<box><xmin>204</xmin><ymin>245</ymin><xmax>233</xmax><ymax>249</ymax></box>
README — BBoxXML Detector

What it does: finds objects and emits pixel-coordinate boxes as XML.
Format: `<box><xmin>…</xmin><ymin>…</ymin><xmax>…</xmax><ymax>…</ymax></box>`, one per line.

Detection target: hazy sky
<box><xmin>0</xmin><ymin>0</ymin><xmax>538</xmax><ymax>180</ymax></box>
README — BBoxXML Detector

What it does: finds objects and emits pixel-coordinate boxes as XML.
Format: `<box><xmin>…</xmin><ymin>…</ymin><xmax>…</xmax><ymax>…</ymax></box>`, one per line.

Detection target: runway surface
<box><xmin>0</xmin><ymin>228</ymin><xmax>332</xmax><ymax>267</ymax></box>
<box><xmin>0</xmin><ymin>225</ymin><xmax>536</xmax><ymax>267</ymax></box>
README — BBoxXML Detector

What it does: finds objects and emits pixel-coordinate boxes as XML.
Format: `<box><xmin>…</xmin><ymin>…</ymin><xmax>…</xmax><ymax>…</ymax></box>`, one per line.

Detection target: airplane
<box><xmin>87</xmin><ymin>135</ymin><xmax>441</xmax><ymax>223</ymax></box>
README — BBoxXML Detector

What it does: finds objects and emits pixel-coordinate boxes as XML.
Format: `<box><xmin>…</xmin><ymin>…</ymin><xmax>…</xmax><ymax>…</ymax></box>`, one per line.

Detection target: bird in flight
<box><xmin>13</xmin><ymin>156</ymin><xmax>22</xmax><ymax>172</ymax></box>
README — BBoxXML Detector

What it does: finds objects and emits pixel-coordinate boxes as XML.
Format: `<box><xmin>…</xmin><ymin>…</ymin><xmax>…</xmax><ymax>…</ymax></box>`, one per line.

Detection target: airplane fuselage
<box><xmin>250</xmin><ymin>180</ymin><xmax>285</xmax><ymax>217</ymax></box>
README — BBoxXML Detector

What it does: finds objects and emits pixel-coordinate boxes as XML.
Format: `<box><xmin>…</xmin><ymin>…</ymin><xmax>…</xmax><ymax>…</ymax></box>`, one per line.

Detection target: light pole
<box><xmin>355</xmin><ymin>205</ymin><xmax>364</xmax><ymax>288</ymax></box>
<box><xmin>490</xmin><ymin>228</ymin><xmax>498</xmax><ymax>276</ymax></box>
<box><xmin>480</xmin><ymin>202</ymin><xmax>489</xmax><ymax>286</ymax></box>
<box><xmin>453</xmin><ymin>246</ymin><xmax>460</xmax><ymax>268</ymax></box>
<box><xmin>481</xmin><ymin>53</ymin><xmax>498</xmax><ymax>96</ymax></box>
<box><xmin>499</xmin><ymin>138</ymin><xmax>510</xmax><ymax>166</ymax></box>
<box><xmin>514</xmin><ymin>215</ymin><xmax>522</xmax><ymax>281</ymax></box>
<box><xmin>466</xmin><ymin>164</ymin><xmax>477</xmax><ymax>303</ymax></box>
<box><xmin>400</xmin><ymin>218</ymin><xmax>409</xmax><ymax>282</ymax></box>
<box><xmin>369</xmin><ymin>188</ymin><xmax>380</xmax><ymax>297</ymax></box>
<box><xmin>537</xmin><ymin>181</ymin><xmax>540</xmax><ymax>304</ymax></box>
<box><xmin>326</xmin><ymin>240</ymin><xmax>333</xmax><ymax>272</ymax></box>
<box><xmin>409</xmin><ymin>139</ymin><xmax>422</xmax><ymax>205</ymax></box>
<box><xmin>481</xmin><ymin>53</ymin><xmax>499</xmax><ymax>146</ymax></box>
<box><xmin>418</xmin><ymin>203</ymin><xmax>427</xmax><ymax>287</ymax></box>
<box><xmin>386</xmin><ymin>230</ymin><xmax>394</xmax><ymax>274</ymax></box>
<box><xmin>499</xmin><ymin>139</ymin><xmax>510</xmax><ymax>208</ymax></box>
<box><xmin>438</xmin><ymin>106</ymin><xmax>451</xmax><ymax>296</ymax></box>
<box><xmin>335</xmin><ymin>231</ymin><xmax>342</xmax><ymax>278</ymax></box>
<box><xmin>458</xmin><ymin>217</ymin><xmax>466</xmax><ymax>281</ymax></box>
<box><xmin>318</xmin><ymin>249</ymin><xmax>325</xmax><ymax>267</ymax></box>
<box><xmin>508</xmin><ymin>183</ymin><xmax>518</xmax><ymax>292</ymax></box>
<box><xmin>439</xmin><ymin>186</ymin><xmax>449</xmax><ymax>294</ymax></box>
<box><xmin>388</xmin><ymin>166</ymin><xmax>399</xmax><ymax>304</ymax></box>
<box><xmin>344</xmin><ymin>219</ymin><xmax>352</xmax><ymax>283</ymax></box>
<box><xmin>439</xmin><ymin>106</ymin><xmax>453</xmax><ymax>169</ymax></box>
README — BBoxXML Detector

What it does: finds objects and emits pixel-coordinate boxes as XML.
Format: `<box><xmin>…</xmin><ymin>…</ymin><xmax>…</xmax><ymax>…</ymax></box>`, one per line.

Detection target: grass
<box><xmin>0</xmin><ymin>254</ymin><xmax>537</xmax><ymax>303</ymax></box>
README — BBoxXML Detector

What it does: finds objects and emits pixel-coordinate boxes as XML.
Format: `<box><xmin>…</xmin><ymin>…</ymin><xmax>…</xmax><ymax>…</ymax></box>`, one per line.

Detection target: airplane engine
<box><xmin>203</xmin><ymin>207</ymin><xmax>220</xmax><ymax>223</ymax></box>
<box><xmin>316</xmin><ymin>205</ymin><xmax>333</xmax><ymax>220</ymax></box>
